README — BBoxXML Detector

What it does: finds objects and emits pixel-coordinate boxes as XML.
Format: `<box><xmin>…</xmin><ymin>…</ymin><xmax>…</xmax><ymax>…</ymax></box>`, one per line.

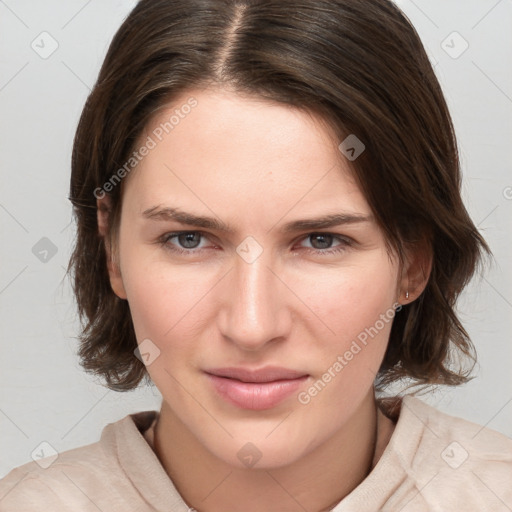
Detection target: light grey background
<box><xmin>1</xmin><ymin>0</ymin><xmax>511</xmax><ymax>478</ymax></box>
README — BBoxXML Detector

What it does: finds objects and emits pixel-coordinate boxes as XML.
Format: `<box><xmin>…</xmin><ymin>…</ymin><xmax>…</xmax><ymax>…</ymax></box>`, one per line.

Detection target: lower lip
<box><xmin>206</xmin><ymin>374</ymin><xmax>309</xmax><ymax>410</ymax></box>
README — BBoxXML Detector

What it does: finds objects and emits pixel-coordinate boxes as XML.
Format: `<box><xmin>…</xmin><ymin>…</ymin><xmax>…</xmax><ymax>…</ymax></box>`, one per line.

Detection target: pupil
<box><xmin>311</xmin><ymin>233</ymin><xmax>332</xmax><ymax>249</ymax></box>
<box><xmin>180</xmin><ymin>233</ymin><xmax>200</xmax><ymax>248</ymax></box>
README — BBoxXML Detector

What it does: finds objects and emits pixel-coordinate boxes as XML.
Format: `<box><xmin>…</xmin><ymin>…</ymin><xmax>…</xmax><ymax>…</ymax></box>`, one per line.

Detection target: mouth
<box><xmin>204</xmin><ymin>366</ymin><xmax>309</xmax><ymax>410</ymax></box>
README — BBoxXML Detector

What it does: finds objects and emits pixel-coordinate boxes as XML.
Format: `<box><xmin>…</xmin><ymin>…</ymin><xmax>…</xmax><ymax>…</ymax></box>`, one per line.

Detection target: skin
<box><xmin>97</xmin><ymin>87</ymin><xmax>431</xmax><ymax>512</ymax></box>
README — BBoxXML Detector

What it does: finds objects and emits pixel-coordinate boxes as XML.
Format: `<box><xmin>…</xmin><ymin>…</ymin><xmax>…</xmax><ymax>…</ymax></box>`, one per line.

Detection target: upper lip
<box><xmin>205</xmin><ymin>366</ymin><xmax>308</xmax><ymax>383</ymax></box>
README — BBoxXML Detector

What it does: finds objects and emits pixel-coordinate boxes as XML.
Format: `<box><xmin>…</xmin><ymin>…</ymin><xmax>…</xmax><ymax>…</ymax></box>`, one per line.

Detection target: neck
<box><xmin>153</xmin><ymin>389</ymin><xmax>394</xmax><ymax>512</ymax></box>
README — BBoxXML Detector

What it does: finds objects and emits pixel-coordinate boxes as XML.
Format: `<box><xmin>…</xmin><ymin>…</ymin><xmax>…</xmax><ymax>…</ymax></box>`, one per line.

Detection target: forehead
<box><xmin>123</xmin><ymin>87</ymin><xmax>369</xmax><ymax>218</ymax></box>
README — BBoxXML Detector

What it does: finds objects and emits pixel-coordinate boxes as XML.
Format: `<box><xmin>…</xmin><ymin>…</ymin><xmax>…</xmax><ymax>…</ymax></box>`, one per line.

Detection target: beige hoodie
<box><xmin>1</xmin><ymin>396</ymin><xmax>511</xmax><ymax>511</ymax></box>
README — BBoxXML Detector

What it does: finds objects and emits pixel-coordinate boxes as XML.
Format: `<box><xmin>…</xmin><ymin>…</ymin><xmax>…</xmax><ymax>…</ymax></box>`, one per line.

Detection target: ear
<box><xmin>97</xmin><ymin>195</ymin><xmax>127</xmax><ymax>299</ymax></box>
<box><xmin>398</xmin><ymin>236</ymin><xmax>432</xmax><ymax>304</ymax></box>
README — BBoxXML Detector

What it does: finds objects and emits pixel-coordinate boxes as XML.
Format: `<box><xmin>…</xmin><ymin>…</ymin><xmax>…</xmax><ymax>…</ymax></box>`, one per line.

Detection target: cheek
<box><xmin>294</xmin><ymin>253</ymin><xmax>398</xmax><ymax>394</ymax></box>
<box><xmin>297</xmin><ymin>251</ymin><xmax>398</xmax><ymax>340</ymax></box>
<box><xmin>120</xmin><ymin>246</ymin><xmax>217</xmax><ymax>347</ymax></box>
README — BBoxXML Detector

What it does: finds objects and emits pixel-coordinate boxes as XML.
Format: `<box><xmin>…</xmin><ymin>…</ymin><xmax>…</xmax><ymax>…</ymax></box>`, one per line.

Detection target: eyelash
<box><xmin>157</xmin><ymin>231</ymin><xmax>353</xmax><ymax>257</ymax></box>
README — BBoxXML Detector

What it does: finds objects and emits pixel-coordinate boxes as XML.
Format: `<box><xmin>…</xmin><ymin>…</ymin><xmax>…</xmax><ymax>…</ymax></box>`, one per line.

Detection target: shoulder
<box><xmin>0</xmin><ymin>410</ymin><xmax>159</xmax><ymax>511</ymax></box>
<box><xmin>393</xmin><ymin>396</ymin><xmax>512</xmax><ymax>510</ymax></box>
<box><xmin>402</xmin><ymin>395</ymin><xmax>512</xmax><ymax>462</ymax></box>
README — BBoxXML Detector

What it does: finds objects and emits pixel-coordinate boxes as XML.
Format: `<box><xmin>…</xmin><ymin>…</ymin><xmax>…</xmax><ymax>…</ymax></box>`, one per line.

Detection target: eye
<box><xmin>159</xmin><ymin>231</ymin><xmax>211</xmax><ymax>255</ymax></box>
<box><xmin>296</xmin><ymin>233</ymin><xmax>352</xmax><ymax>255</ymax></box>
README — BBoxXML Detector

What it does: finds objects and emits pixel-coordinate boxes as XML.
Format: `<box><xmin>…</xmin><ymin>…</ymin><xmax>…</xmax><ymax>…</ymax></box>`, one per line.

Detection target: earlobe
<box><xmin>399</xmin><ymin>239</ymin><xmax>433</xmax><ymax>303</ymax></box>
<box><xmin>110</xmin><ymin>275</ymin><xmax>128</xmax><ymax>300</ymax></box>
<box><xmin>96</xmin><ymin>196</ymin><xmax>128</xmax><ymax>300</ymax></box>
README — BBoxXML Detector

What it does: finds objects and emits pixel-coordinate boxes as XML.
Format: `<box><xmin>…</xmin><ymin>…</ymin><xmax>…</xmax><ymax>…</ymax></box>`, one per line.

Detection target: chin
<box><xmin>199</xmin><ymin>421</ymin><xmax>317</xmax><ymax>471</ymax></box>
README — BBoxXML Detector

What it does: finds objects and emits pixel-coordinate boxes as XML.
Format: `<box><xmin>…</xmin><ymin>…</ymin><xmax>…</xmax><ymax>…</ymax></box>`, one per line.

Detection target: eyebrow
<box><xmin>141</xmin><ymin>206</ymin><xmax>372</xmax><ymax>233</ymax></box>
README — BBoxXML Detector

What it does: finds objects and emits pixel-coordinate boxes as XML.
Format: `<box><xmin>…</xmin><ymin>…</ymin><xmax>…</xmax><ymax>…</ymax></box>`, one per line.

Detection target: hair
<box><xmin>67</xmin><ymin>0</ymin><xmax>491</xmax><ymax>392</ymax></box>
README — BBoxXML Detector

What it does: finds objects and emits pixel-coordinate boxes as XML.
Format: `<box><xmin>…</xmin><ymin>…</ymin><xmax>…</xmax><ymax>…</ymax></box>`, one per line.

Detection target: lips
<box><xmin>206</xmin><ymin>366</ymin><xmax>308</xmax><ymax>383</ymax></box>
<box><xmin>204</xmin><ymin>366</ymin><xmax>309</xmax><ymax>410</ymax></box>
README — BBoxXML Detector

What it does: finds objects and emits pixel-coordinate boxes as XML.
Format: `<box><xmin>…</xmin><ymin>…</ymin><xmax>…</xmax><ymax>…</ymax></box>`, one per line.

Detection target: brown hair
<box><xmin>68</xmin><ymin>0</ymin><xmax>491</xmax><ymax>391</ymax></box>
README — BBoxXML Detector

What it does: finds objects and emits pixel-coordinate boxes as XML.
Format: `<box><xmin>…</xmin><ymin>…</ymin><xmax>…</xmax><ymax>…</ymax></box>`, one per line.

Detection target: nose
<box><xmin>218</xmin><ymin>244</ymin><xmax>292</xmax><ymax>351</ymax></box>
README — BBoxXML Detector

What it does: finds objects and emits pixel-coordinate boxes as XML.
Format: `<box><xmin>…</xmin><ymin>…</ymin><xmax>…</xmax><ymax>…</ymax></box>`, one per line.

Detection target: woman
<box><xmin>1</xmin><ymin>0</ymin><xmax>511</xmax><ymax>510</ymax></box>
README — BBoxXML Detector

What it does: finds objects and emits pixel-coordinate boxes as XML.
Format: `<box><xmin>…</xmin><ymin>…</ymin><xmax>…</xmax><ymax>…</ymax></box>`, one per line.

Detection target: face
<box><xmin>104</xmin><ymin>87</ymin><xmax>407</xmax><ymax>468</ymax></box>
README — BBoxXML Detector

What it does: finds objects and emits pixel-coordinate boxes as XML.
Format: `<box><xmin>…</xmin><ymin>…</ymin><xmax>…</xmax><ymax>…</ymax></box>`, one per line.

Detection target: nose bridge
<box><xmin>222</xmin><ymin>243</ymin><xmax>287</xmax><ymax>349</ymax></box>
